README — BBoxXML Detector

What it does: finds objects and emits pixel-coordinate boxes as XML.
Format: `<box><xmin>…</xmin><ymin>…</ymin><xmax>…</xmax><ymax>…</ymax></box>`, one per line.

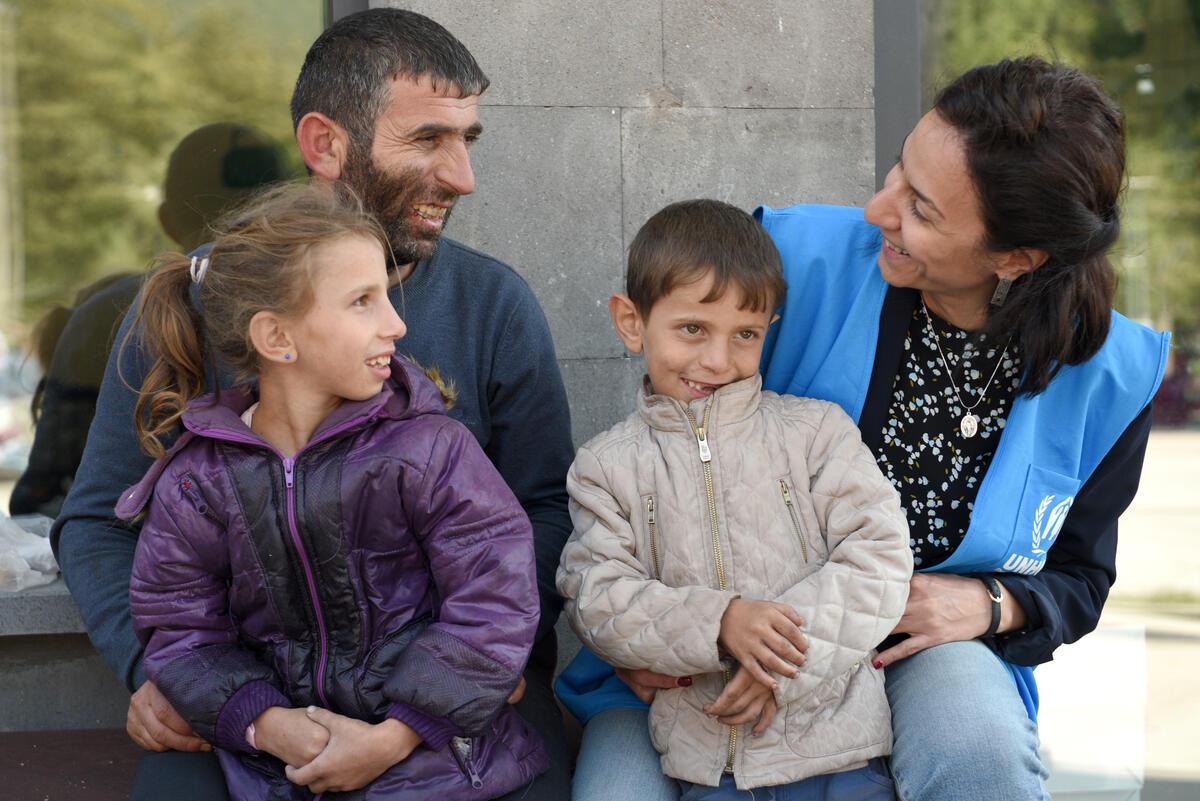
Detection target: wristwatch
<box><xmin>976</xmin><ymin>574</ymin><xmax>1003</xmax><ymax>638</ymax></box>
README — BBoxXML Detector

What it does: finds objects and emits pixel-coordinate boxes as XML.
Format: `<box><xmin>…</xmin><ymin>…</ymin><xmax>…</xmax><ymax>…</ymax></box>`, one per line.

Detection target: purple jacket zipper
<box><xmin>184</xmin><ymin>414</ymin><xmax>374</xmax><ymax>711</ymax></box>
<box><xmin>282</xmin><ymin>455</ymin><xmax>331</xmax><ymax>709</ymax></box>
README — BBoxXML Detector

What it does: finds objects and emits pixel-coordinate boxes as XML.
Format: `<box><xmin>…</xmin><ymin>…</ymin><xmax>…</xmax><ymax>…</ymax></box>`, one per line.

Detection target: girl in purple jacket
<box><xmin>120</xmin><ymin>184</ymin><xmax>547</xmax><ymax>800</ymax></box>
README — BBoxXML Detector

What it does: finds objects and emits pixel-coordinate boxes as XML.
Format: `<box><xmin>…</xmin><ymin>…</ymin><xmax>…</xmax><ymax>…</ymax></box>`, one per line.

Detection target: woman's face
<box><xmin>864</xmin><ymin>111</ymin><xmax>1000</xmax><ymax>309</ymax></box>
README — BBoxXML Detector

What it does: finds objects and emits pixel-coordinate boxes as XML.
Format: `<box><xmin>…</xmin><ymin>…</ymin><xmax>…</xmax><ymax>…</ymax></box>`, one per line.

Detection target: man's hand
<box><xmin>614</xmin><ymin>667</ymin><xmax>694</xmax><ymax>704</ymax></box>
<box><xmin>126</xmin><ymin>681</ymin><xmax>210</xmax><ymax>753</ymax></box>
<box><xmin>703</xmin><ymin>667</ymin><xmax>777</xmax><ymax>736</ymax></box>
<box><xmin>253</xmin><ymin>706</ymin><xmax>330</xmax><ymax>768</ymax></box>
<box><xmin>284</xmin><ymin>707</ymin><xmax>420</xmax><ymax>793</ymax></box>
<box><xmin>717</xmin><ymin>598</ymin><xmax>807</xmax><ymax>688</ymax></box>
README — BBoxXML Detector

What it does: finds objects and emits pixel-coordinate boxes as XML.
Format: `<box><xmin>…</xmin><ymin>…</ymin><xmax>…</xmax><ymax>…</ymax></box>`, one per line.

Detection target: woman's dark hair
<box><xmin>935</xmin><ymin>56</ymin><xmax>1124</xmax><ymax>395</ymax></box>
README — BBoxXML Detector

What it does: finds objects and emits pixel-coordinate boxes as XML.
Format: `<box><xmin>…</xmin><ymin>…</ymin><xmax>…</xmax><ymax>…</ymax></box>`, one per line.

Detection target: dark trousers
<box><xmin>130</xmin><ymin>632</ymin><xmax>570</xmax><ymax>801</ymax></box>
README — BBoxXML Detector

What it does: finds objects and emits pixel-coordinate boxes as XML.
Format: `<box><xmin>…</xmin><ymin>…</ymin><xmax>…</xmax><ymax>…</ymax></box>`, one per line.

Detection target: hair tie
<box><xmin>189</xmin><ymin>255</ymin><xmax>210</xmax><ymax>284</ymax></box>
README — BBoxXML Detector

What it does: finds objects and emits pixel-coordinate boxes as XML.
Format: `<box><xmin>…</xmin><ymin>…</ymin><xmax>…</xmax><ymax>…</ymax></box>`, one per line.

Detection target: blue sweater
<box><xmin>51</xmin><ymin>237</ymin><xmax>575</xmax><ymax>692</ymax></box>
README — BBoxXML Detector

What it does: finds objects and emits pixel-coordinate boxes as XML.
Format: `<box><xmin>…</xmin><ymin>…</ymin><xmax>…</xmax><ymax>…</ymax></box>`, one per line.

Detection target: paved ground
<box><xmin>1063</xmin><ymin>429</ymin><xmax>1200</xmax><ymax>800</ymax></box>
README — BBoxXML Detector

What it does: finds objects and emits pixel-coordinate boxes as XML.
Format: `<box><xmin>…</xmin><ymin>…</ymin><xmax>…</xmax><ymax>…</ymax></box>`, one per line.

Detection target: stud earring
<box><xmin>283</xmin><ymin>353</ymin><xmax>292</xmax><ymax>361</ymax></box>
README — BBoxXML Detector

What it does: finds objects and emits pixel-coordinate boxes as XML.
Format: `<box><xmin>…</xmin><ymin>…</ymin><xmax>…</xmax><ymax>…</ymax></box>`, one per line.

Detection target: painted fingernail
<box><xmin>872</xmin><ymin>659</ymin><xmax>884</xmax><ymax>670</ymax></box>
<box><xmin>677</xmin><ymin>676</ymin><xmax>693</xmax><ymax>687</ymax></box>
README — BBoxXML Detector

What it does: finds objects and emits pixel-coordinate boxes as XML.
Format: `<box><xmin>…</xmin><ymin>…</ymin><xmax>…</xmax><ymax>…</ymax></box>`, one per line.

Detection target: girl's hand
<box><xmin>704</xmin><ymin>667</ymin><xmax>778</xmax><ymax>736</ymax></box>
<box><xmin>253</xmin><ymin>706</ymin><xmax>330</xmax><ymax>767</ymax></box>
<box><xmin>717</xmin><ymin>598</ymin><xmax>807</xmax><ymax>688</ymax></box>
<box><xmin>285</xmin><ymin>707</ymin><xmax>420</xmax><ymax>793</ymax></box>
<box><xmin>874</xmin><ymin>573</ymin><xmax>1026</xmax><ymax>668</ymax></box>
<box><xmin>614</xmin><ymin>667</ymin><xmax>694</xmax><ymax>704</ymax></box>
<box><xmin>507</xmin><ymin>676</ymin><xmax>527</xmax><ymax>705</ymax></box>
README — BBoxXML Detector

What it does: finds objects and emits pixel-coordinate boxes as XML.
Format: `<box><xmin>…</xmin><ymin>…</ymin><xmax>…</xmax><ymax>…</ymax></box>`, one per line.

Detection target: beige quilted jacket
<box><xmin>557</xmin><ymin>375</ymin><xmax>912</xmax><ymax>789</ymax></box>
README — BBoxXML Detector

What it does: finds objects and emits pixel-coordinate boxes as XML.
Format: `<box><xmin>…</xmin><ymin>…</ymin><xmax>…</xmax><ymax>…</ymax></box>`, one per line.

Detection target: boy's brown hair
<box><xmin>626</xmin><ymin>199</ymin><xmax>786</xmax><ymax>318</ymax></box>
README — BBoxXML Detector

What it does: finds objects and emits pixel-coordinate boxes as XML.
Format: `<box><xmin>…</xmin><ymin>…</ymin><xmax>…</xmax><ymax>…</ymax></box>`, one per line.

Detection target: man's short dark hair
<box><xmin>626</xmin><ymin>199</ymin><xmax>786</xmax><ymax>319</ymax></box>
<box><xmin>290</xmin><ymin>9</ymin><xmax>489</xmax><ymax>150</ymax></box>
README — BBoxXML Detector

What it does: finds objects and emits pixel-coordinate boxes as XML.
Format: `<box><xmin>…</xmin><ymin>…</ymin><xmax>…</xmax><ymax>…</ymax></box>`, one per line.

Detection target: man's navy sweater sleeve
<box><xmin>992</xmin><ymin>404</ymin><xmax>1153</xmax><ymax>665</ymax></box>
<box><xmin>484</xmin><ymin>290</ymin><xmax>574</xmax><ymax>644</ymax></box>
<box><xmin>50</xmin><ymin>304</ymin><xmax>155</xmax><ymax>692</ymax></box>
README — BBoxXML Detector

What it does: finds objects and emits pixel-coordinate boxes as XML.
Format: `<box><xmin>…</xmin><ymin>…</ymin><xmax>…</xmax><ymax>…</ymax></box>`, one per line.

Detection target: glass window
<box><xmin>0</xmin><ymin>0</ymin><xmax>322</xmax><ymax>514</ymax></box>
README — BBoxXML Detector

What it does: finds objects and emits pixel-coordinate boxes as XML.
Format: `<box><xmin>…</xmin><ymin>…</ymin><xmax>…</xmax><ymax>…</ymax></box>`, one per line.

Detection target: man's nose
<box><xmin>437</xmin><ymin>140</ymin><xmax>475</xmax><ymax>197</ymax></box>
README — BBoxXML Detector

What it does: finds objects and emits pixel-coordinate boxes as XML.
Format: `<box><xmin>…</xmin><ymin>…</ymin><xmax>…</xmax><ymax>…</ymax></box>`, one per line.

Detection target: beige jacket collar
<box><xmin>637</xmin><ymin>373</ymin><xmax>764</xmax><ymax>433</ymax></box>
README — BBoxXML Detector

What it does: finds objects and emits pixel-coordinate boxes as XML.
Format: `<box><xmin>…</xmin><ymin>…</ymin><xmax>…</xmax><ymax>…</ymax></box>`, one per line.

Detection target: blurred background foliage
<box><xmin>924</xmin><ymin>0</ymin><xmax>1200</xmax><ymax>345</ymax></box>
<box><xmin>4</xmin><ymin>0</ymin><xmax>317</xmax><ymax>324</ymax></box>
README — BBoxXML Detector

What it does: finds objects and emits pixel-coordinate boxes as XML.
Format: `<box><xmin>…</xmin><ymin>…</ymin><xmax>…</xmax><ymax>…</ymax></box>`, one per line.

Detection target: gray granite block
<box><xmin>447</xmin><ymin>105</ymin><xmax>626</xmax><ymax>361</ymax></box>
<box><xmin>558</xmin><ymin>355</ymin><xmax>644</xmax><ymax>447</ymax></box>
<box><xmin>621</xmin><ymin>107</ymin><xmax>874</xmax><ymax>245</ymax></box>
<box><xmin>662</xmin><ymin>0</ymin><xmax>874</xmax><ymax>109</ymax></box>
<box><xmin>385</xmin><ymin>0</ymin><xmax>663</xmax><ymax>107</ymax></box>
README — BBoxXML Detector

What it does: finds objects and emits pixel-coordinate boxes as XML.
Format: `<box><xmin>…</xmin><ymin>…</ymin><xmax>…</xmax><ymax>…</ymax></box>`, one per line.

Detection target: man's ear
<box><xmin>249</xmin><ymin>310</ymin><xmax>296</xmax><ymax>364</ymax></box>
<box><xmin>996</xmin><ymin>247</ymin><xmax>1048</xmax><ymax>282</ymax></box>
<box><xmin>608</xmin><ymin>294</ymin><xmax>645</xmax><ymax>354</ymax></box>
<box><xmin>295</xmin><ymin>112</ymin><xmax>351</xmax><ymax>181</ymax></box>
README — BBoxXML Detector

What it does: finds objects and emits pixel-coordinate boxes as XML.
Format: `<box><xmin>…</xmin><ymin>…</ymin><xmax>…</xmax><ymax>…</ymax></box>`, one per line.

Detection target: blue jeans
<box><xmin>573</xmin><ymin>707</ymin><xmax>680</xmax><ymax>801</ymax></box>
<box><xmin>885</xmin><ymin>640</ymin><xmax>1049</xmax><ymax>801</ymax></box>
<box><xmin>678</xmin><ymin>761</ymin><xmax>893</xmax><ymax>801</ymax></box>
<box><xmin>574</xmin><ymin>640</ymin><xmax>1048</xmax><ymax>801</ymax></box>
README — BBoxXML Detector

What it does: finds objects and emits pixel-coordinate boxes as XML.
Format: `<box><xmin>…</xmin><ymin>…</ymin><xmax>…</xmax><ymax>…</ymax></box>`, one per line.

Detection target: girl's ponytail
<box><xmin>126</xmin><ymin>254</ymin><xmax>208</xmax><ymax>458</ymax></box>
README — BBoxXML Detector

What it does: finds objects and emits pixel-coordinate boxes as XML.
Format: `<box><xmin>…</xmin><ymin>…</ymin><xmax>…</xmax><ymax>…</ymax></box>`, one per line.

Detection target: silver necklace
<box><xmin>920</xmin><ymin>299</ymin><xmax>1010</xmax><ymax>439</ymax></box>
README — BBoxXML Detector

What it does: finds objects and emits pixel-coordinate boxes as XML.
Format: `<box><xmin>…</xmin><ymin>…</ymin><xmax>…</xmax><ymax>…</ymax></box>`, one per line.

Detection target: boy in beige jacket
<box><xmin>557</xmin><ymin>200</ymin><xmax>913</xmax><ymax>799</ymax></box>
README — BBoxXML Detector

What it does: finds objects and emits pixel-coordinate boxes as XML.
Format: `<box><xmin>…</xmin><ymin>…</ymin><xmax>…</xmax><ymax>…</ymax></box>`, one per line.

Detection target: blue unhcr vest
<box><xmin>555</xmin><ymin>204</ymin><xmax>1170</xmax><ymax>725</ymax></box>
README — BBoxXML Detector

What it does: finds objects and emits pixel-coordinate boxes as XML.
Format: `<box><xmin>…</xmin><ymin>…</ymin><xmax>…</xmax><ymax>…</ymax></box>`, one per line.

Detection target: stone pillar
<box><xmin>383</xmin><ymin>0</ymin><xmax>875</xmax><ymax>444</ymax></box>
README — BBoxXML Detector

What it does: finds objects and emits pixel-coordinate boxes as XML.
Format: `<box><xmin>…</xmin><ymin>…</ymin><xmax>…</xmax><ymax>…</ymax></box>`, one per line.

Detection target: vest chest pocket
<box><xmin>1004</xmin><ymin>465</ymin><xmax>1082</xmax><ymax>576</ymax></box>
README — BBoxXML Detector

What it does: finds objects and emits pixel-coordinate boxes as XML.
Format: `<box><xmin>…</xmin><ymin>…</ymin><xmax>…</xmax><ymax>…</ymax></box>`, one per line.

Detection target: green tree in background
<box><xmin>9</xmin><ymin>0</ymin><xmax>317</xmax><ymax>321</ymax></box>
<box><xmin>925</xmin><ymin>0</ymin><xmax>1200</xmax><ymax>344</ymax></box>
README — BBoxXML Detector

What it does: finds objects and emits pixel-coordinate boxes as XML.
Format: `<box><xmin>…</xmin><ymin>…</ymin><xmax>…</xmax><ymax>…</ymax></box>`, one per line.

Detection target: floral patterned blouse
<box><xmin>876</xmin><ymin>304</ymin><xmax>1023</xmax><ymax>568</ymax></box>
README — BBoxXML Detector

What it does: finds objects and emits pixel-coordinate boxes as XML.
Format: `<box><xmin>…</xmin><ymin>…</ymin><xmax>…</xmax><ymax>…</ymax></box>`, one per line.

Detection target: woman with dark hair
<box><xmin>558</xmin><ymin>57</ymin><xmax>1169</xmax><ymax>801</ymax></box>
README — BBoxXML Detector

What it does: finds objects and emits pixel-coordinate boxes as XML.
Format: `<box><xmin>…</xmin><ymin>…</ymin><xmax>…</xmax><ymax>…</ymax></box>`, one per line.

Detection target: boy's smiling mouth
<box><xmin>681</xmin><ymin>377</ymin><xmax>723</xmax><ymax>397</ymax></box>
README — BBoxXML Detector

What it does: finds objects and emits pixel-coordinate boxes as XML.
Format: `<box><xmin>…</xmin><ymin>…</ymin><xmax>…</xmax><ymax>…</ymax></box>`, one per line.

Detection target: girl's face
<box><xmin>288</xmin><ymin>234</ymin><xmax>407</xmax><ymax>405</ymax></box>
<box><xmin>863</xmin><ymin>111</ymin><xmax>999</xmax><ymax>307</ymax></box>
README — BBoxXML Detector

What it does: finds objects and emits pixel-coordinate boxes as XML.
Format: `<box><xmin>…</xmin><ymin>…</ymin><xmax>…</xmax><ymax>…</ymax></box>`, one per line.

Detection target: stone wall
<box><xmin>385</xmin><ymin>0</ymin><xmax>876</xmax><ymax>444</ymax></box>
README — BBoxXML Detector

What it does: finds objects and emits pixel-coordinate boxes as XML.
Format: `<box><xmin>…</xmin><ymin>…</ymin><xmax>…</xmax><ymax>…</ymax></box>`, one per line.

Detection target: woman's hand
<box><xmin>703</xmin><ymin>667</ymin><xmax>777</xmax><ymax>736</ymax></box>
<box><xmin>614</xmin><ymin>667</ymin><xmax>694</xmax><ymax>704</ymax></box>
<box><xmin>874</xmin><ymin>573</ymin><xmax>1026</xmax><ymax>668</ymax></box>
<box><xmin>717</xmin><ymin>598</ymin><xmax>807</xmax><ymax>688</ymax></box>
<box><xmin>284</xmin><ymin>707</ymin><xmax>420</xmax><ymax>793</ymax></box>
<box><xmin>253</xmin><ymin>706</ymin><xmax>330</xmax><ymax>767</ymax></box>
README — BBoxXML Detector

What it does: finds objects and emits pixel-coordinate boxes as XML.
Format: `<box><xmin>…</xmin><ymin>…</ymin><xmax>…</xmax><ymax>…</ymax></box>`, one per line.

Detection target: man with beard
<box><xmin>51</xmin><ymin>10</ymin><xmax>574</xmax><ymax>800</ymax></box>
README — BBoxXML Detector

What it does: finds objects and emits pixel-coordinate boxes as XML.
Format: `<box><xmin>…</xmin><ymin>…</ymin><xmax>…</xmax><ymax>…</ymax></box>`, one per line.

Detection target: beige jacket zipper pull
<box><xmin>695</xmin><ymin>426</ymin><xmax>712</xmax><ymax>463</ymax></box>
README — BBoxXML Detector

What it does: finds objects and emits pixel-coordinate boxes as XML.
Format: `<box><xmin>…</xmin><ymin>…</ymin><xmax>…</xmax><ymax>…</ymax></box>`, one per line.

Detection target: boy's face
<box><xmin>610</xmin><ymin>272</ymin><xmax>774</xmax><ymax>404</ymax></box>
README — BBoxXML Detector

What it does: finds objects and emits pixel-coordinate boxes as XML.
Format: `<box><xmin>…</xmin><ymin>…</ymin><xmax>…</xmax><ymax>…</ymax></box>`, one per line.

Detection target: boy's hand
<box><xmin>252</xmin><ymin>706</ymin><xmax>330</xmax><ymax>767</ymax></box>
<box><xmin>704</xmin><ymin>667</ymin><xmax>777</xmax><ymax>736</ymax></box>
<box><xmin>717</xmin><ymin>598</ymin><xmax>807</xmax><ymax>688</ymax></box>
<box><xmin>285</xmin><ymin>707</ymin><xmax>421</xmax><ymax>793</ymax></box>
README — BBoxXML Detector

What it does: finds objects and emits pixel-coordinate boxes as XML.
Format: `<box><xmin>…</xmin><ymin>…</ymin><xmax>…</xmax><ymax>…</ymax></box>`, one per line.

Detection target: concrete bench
<box><xmin>2</xmin><ymin>579</ymin><xmax>1148</xmax><ymax>800</ymax></box>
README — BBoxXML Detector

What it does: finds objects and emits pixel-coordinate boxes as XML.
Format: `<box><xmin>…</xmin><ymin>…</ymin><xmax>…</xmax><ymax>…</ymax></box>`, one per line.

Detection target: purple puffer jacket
<box><xmin>122</xmin><ymin>358</ymin><xmax>547</xmax><ymax>801</ymax></box>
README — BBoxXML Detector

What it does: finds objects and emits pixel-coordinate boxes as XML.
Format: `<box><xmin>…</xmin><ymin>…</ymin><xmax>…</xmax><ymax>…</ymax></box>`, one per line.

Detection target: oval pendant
<box><xmin>960</xmin><ymin>413</ymin><xmax>979</xmax><ymax>438</ymax></box>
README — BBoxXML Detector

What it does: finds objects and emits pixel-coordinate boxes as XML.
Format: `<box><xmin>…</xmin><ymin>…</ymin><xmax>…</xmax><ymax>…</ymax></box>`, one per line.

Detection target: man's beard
<box><xmin>340</xmin><ymin>149</ymin><xmax>456</xmax><ymax>265</ymax></box>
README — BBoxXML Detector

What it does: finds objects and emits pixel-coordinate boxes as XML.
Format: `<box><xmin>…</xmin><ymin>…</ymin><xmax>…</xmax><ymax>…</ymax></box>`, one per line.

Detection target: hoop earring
<box><xmin>990</xmin><ymin>278</ymin><xmax>1013</xmax><ymax>307</ymax></box>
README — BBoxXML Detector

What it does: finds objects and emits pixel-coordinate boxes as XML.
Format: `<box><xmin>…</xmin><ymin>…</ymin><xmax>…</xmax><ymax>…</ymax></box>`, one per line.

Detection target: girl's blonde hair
<box><xmin>128</xmin><ymin>182</ymin><xmax>391</xmax><ymax>458</ymax></box>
